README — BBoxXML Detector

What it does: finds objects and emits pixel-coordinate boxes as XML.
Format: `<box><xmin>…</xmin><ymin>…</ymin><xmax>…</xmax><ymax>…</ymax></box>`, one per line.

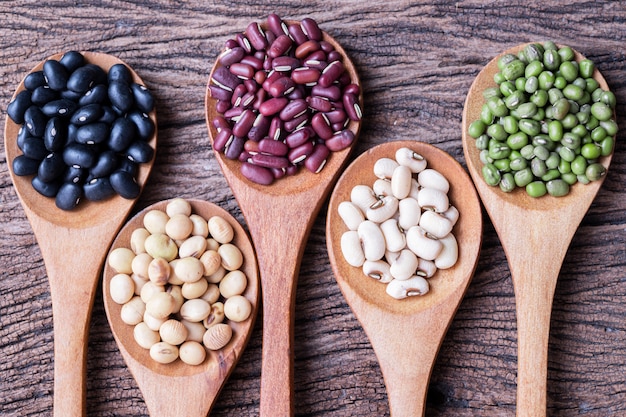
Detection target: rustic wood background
<box><xmin>1</xmin><ymin>1</ymin><xmax>625</xmax><ymax>416</ymax></box>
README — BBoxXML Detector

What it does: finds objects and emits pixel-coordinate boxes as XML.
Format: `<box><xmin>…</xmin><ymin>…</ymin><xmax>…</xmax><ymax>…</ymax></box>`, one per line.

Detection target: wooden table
<box><xmin>1</xmin><ymin>1</ymin><xmax>625</xmax><ymax>416</ymax></box>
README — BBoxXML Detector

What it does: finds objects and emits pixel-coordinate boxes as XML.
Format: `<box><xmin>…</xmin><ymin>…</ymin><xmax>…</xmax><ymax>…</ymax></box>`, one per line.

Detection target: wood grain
<box><xmin>1</xmin><ymin>1</ymin><xmax>625</xmax><ymax>416</ymax></box>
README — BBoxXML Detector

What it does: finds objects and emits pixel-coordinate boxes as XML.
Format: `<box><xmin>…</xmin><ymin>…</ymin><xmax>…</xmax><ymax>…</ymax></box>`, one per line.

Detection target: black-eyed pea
<box><xmin>224</xmin><ymin>295</ymin><xmax>252</xmax><ymax>322</ymax></box>
<box><xmin>182</xmin><ymin>278</ymin><xmax>209</xmax><ymax>299</ymax></box>
<box><xmin>200</xmin><ymin>283</ymin><xmax>221</xmax><ymax>305</ymax></box>
<box><xmin>386</xmin><ymin>275</ymin><xmax>430</xmax><ymax>299</ymax></box>
<box><xmin>203</xmin><ymin>301</ymin><xmax>225</xmax><ymax>328</ymax></box>
<box><xmin>409</xmin><ymin>178</ymin><xmax>420</xmax><ymax>201</ymax></box>
<box><xmin>341</xmin><ymin>231</ymin><xmax>368</xmax><ymax>268</ymax></box>
<box><xmin>385</xmin><ymin>249</ymin><xmax>401</xmax><ymax>264</ymax></box>
<box><xmin>144</xmin><ymin>291</ymin><xmax>175</xmax><ymax>319</ymax></box>
<box><xmin>133</xmin><ymin>321</ymin><xmax>160</xmax><ymax>349</ymax></box>
<box><xmin>140</xmin><ymin>281</ymin><xmax>165</xmax><ymax>304</ymax></box>
<box><xmin>395</xmin><ymin>147</ymin><xmax>427</xmax><ymax>173</ymax></box>
<box><xmin>380</xmin><ymin>218</ymin><xmax>406</xmax><ymax>253</ymax></box>
<box><xmin>406</xmin><ymin>226</ymin><xmax>443</xmax><ymax>261</ymax></box>
<box><xmin>206</xmin><ymin>265</ymin><xmax>226</xmax><ymax>284</ymax></box>
<box><xmin>417</xmin><ymin>258</ymin><xmax>437</xmax><ymax>278</ymax></box>
<box><xmin>131</xmin><ymin>252</ymin><xmax>152</xmax><ymax>279</ymax></box>
<box><xmin>218</xmin><ymin>243</ymin><xmax>243</xmax><ymax>271</ymax></box>
<box><xmin>350</xmin><ymin>184</ymin><xmax>378</xmax><ymax>213</ymax></box>
<box><xmin>148</xmin><ymin>257</ymin><xmax>170</xmax><ymax>285</ymax></box>
<box><xmin>166</xmin><ymin>197</ymin><xmax>192</xmax><ymax>217</ymax></box>
<box><xmin>417</xmin><ymin>187</ymin><xmax>449</xmax><ymax>213</ymax></box>
<box><xmin>110</xmin><ymin>273</ymin><xmax>135</xmax><ymax>304</ymax></box>
<box><xmin>365</xmin><ymin>195</ymin><xmax>398</xmax><ymax>223</ymax></box>
<box><xmin>121</xmin><ymin>296</ymin><xmax>146</xmax><ymax>325</ymax></box>
<box><xmin>419</xmin><ymin>210</ymin><xmax>453</xmax><ymax>239</ymax></box>
<box><xmin>373</xmin><ymin>157</ymin><xmax>399</xmax><ymax>179</ymax></box>
<box><xmin>150</xmin><ymin>341</ymin><xmax>179</xmax><ymax>364</ymax></box>
<box><xmin>337</xmin><ymin>201</ymin><xmax>365</xmax><ymax>231</ymax></box>
<box><xmin>180</xmin><ymin>319</ymin><xmax>206</xmax><ymax>343</ymax></box>
<box><xmin>143</xmin><ymin>209</ymin><xmax>169</xmax><ymax>235</ymax></box>
<box><xmin>398</xmin><ymin>197</ymin><xmax>421</xmax><ymax>230</ymax></box>
<box><xmin>219</xmin><ymin>270</ymin><xmax>248</xmax><ymax>298</ymax></box>
<box><xmin>108</xmin><ymin>247</ymin><xmax>135</xmax><ymax>274</ymax></box>
<box><xmin>178</xmin><ymin>235</ymin><xmax>208</xmax><ymax>259</ymax></box>
<box><xmin>179</xmin><ymin>341</ymin><xmax>207</xmax><ymax>366</ymax></box>
<box><xmin>143</xmin><ymin>310</ymin><xmax>167</xmax><ymax>331</ymax></box>
<box><xmin>180</xmin><ymin>298</ymin><xmax>211</xmax><ymax>322</ymax></box>
<box><xmin>174</xmin><ymin>256</ymin><xmax>204</xmax><ymax>283</ymax></box>
<box><xmin>362</xmin><ymin>260</ymin><xmax>393</xmax><ymax>283</ymax></box>
<box><xmin>389</xmin><ymin>248</ymin><xmax>419</xmax><ymax>281</ymax></box>
<box><xmin>167</xmin><ymin>285</ymin><xmax>184</xmax><ymax>314</ymax></box>
<box><xmin>357</xmin><ymin>220</ymin><xmax>385</xmax><ymax>261</ymax></box>
<box><xmin>131</xmin><ymin>273</ymin><xmax>148</xmax><ymax>296</ymax></box>
<box><xmin>373</xmin><ymin>178</ymin><xmax>392</xmax><ymax>197</ymax></box>
<box><xmin>189</xmin><ymin>214</ymin><xmax>209</xmax><ymax>238</ymax></box>
<box><xmin>391</xmin><ymin>165</ymin><xmax>412</xmax><ymax>199</ymax></box>
<box><xmin>441</xmin><ymin>205</ymin><xmax>460</xmax><ymax>227</ymax></box>
<box><xmin>130</xmin><ymin>227</ymin><xmax>150</xmax><ymax>254</ymax></box>
<box><xmin>165</xmin><ymin>213</ymin><xmax>194</xmax><ymax>241</ymax></box>
<box><xmin>208</xmin><ymin>215</ymin><xmax>234</xmax><ymax>244</ymax></box>
<box><xmin>200</xmin><ymin>249</ymin><xmax>222</xmax><ymax>277</ymax></box>
<box><xmin>159</xmin><ymin>319</ymin><xmax>189</xmax><ymax>345</ymax></box>
<box><xmin>203</xmin><ymin>322</ymin><xmax>232</xmax><ymax>350</ymax></box>
<box><xmin>144</xmin><ymin>233</ymin><xmax>178</xmax><ymax>261</ymax></box>
<box><xmin>417</xmin><ymin>168</ymin><xmax>450</xmax><ymax>193</ymax></box>
<box><xmin>434</xmin><ymin>234</ymin><xmax>459</xmax><ymax>270</ymax></box>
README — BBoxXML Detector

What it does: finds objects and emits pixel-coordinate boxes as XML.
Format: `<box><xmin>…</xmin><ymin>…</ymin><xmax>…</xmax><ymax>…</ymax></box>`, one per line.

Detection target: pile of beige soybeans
<box><xmin>338</xmin><ymin>147</ymin><xmax>459</xmax><ymax>299</ymax></box>
<box><xmin>107</xmin><ymin>198</ymin><xmax>252</xmax><ymax>365</ymax></box>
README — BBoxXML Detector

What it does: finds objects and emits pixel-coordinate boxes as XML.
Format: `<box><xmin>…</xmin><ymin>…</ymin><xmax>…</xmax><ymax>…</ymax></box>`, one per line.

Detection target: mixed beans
<box><xmin>467</xmin><ymin>42</ymin><xmax>617</xmax><ymax>197</ymax></box>
<box><xmin>338</xmin><ymin>147</ymin><xmax>459</xmax><ymax>300</ymax></box>
<box><xmin>208</xmin><ymin>14</ymin><xmax>361</xmax><ymax>185</ymax></box>
<box><xmin>7</xmin><ymin>51</ymin><xmax>155</xmax><ymax>210</ymax></box>
<box><xmin>107</xmin><ymin>198</ymin><xmax>253</xmax><ymax>365</ymax></box>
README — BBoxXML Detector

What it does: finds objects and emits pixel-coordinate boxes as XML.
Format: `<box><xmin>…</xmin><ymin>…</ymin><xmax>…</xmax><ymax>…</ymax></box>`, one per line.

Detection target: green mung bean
<box><xmin>581</xmin><ymin>143</ymin><xmax>601</xmax><ymax>159</ymax></box>
<box><xmin>514</xmin><ymin>168</ymin><xmax>534</xmax><ymax>187</ymax></box>
<box><xmin>500</xmin><ymin>172</ymin><xmax>516</xmax><ymax>192</ymax></box>
<box><xmin>579</xmin><ymin>59</ymin><xmax>595</xmax><ymax>78</ymax></box>
<box><xmin>600</xmin><ymin>137</ymin><xmax>614</xmax><ymax>156</ymax></box>
<box><xmin>482</xmin><ymin>163</ymin><xmax>501</xmax><ymax>186</ymax></box>
<box><xmin>585</xmin><ymin>163</ymin><xmax>606</xmax><ymax>181</ymax></box>
<box><xmin>591</xmin><ymin>102</ymin><xmax>612</xmax><ymax>121</ymax></box>
<box><xmin>526</xmin><ymin>181</ymin><xmax>547</xmax><ymax>197</ymax></box>
<box><xmin>546</xmin><ymin>179</ymin><xmax>570</xmax><ymax>196</ymax></box>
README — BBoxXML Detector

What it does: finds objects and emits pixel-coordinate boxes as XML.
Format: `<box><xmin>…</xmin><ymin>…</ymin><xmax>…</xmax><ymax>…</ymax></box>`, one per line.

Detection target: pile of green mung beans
<box><xmin>468</xmin><ymin>41</ymin><xmax>617</xmax><ymax>197</ymax></box>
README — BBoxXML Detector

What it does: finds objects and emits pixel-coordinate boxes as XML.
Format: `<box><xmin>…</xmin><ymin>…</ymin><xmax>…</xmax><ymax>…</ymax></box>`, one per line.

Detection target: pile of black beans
<box><xmin>7</xmin><ymin>51</ymin><xmax>155</xmax><ymax>210</ymax></box>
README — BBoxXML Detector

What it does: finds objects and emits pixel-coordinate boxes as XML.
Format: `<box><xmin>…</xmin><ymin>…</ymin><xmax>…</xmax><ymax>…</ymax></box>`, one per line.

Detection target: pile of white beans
<box><xmin>107</xmin><ymin>198</ymin><xmax>253</xmax><ymax>365</ymax></box>
<box><xmin>338</xmin><ymin>147</ymin><xmax>459</xmax><ymax>299</ymax></box>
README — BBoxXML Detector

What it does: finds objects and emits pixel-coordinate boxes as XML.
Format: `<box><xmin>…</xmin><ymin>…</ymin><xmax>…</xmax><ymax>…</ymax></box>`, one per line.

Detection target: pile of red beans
<box><xmin>209</xmin><ymin>14</ymin><xmax>362</xmax><ymax>185</ymax></box>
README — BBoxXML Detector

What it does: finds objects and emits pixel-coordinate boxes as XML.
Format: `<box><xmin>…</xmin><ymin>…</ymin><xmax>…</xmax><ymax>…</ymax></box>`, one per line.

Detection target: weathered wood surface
<box><xmin>1</xmin><ymin>1</ymin><xmax>625</xmax><ymax>416</ymax></box>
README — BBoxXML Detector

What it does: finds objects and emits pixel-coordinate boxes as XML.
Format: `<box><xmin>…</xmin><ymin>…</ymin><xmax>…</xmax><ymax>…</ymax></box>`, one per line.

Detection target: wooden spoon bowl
<box><xmin>205</xmin><ymin>19</ymin><xmax>362</xmax><ymax>417</ymax></box>
<box><xmin>326</xmin><ymin>140</ymin><xmax>483</xmax><ymax>417</ymax></box>
<box><xmin>102</xmin><ymin>199</ymin><xmax>259</xmax><ymax>415</ymax></box>
<box><xmin>461</xmin><ymin>43</ymin><xmax>615</xmax><ymax>416</ymax></box>
<box><xmin>4</xmin><ymin>51</ymin><xmax>157</xmax><ymax>417</ymax></box>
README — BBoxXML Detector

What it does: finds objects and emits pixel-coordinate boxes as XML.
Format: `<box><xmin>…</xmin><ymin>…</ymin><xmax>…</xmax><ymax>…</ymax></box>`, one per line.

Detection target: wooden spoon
<box><xmin>3</xmin><ymin>52</ymin><xmax>157</xmax><ymax>417</ymax></box>
<box><xmin>326</xmin><ymin>140</ymin><xmax>483</xmax><ymax>417</ymax></box>
<box><xmin>205</xmin><ymin>23</ymin><xmax>362</xmax><ymax>417</ymax></box>
<box><xmin>102</xmin><ymin>199</ymin><xmax>260</xmax><ymax>416</ymax></box>
<box><xmin>461</xmin><ymin>43</ymin><xmax>615</xmax><ymax>416</ymax></box>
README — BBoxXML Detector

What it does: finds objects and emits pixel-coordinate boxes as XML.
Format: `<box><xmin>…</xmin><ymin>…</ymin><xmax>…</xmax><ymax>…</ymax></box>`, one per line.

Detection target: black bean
<box><xmin>37</xmin><ymin>152</ymin><xmax>66</xmax><ymax>182</ymax></box>
<box><xmin>24</xmin><ymin>71</ymin><xmax>46</xmax><ymax>91</ymax></box>
<box><xmin>44</xmin><ymin>117</ymin><xmax>67</xmax><ymax>152</ymax></box>
<box><xmin>66</xmin><ymin>65</ymin><xmax>98</xmax><ymax>93</ymax></box>
<box><xmin>43</xmin><ymin>59</ymin><xmax>68</xmax><ymax>91</ymax></box>
<box><xmin>24</xmin><ymin>106</ymin><xmax>48</xmax><ymax>136</ymax></box>
<box><xmin>75</xmin><ymin>122</ymin><xmax>109</xmax><ymax>144</ymax></box>
<box><xmin>83</xmin><ymin>177</ymin><xmax>116</xmax><ymax>201</ymax></box>
<box><xmin>32</xmin><ymin>176</ymin><xmax>61</xmax><ymax>197</ymax></box>
<box><xmin>125</xmin><ymin>141</ymin><xmax>154</xmax><ymax>163</ymax></box>
<box><xmin>108</xmin><ymin>117</ymin><xmax>136</xmax><ymax>151</ymax></box>
<box><xmin>55</xmin><ymin>182</ymin><xmax>82</xmax><ymax>210</ymax></box>
<box><xmin>31</xmin><ymin>85</ymin><xmax>58</xmax><ymax>106</ymax></box>
<box><xmin>60</xmin><ymin>88</ymin><xmax>83</xmax><ymax>101</ymax></box>
<box><xmin>117</xmin><ymin>158</ymin><xmax>138</xmax><ymax>176</ymax></box>
<box><xmin>108</xmin><ymin>63</ymin><xmax>133</xmax><ymax>84</ymax></box>
<box><xmin>78</xmin><ymin>84</ymin><xmax>107</xmax><ymax>106</ymax></box>
<box><xmin>20</xmin><ymin>137</ymin><xmax>48</xmax><ymax>160</ymax></box>
<box><xmin>109</xmin><ymin>170</ymin><xmax>140</xmax><ymax>199</ymax></box>
<box><xmin>131</xmin><ymin>83</ymin><xmax>154</xmax><ymax>113</ymax></box>
<box><xmin>59</xmin><ymin>51</ymin><xmax>84</xmax><ymax>73</ymax></box>
<box><xmin>84</xmin><ymin>64</ymin><xmax>108</xmax><ymax>85</ymax></box>
<box><xmin>108</xmin><ymin>81</ymin><xmax>134</xmax><ymax>113</ymax></box>
<box><xmin>70</xmin><ymin>103</ymin><xmax>103</xmax><ymax>125</ymax></box>
<box><xmin>63</xmin><ymin>143</ymin><xmax>96</xmax><ymax>168</ymax></box>
<box><xmin>17</xmin><ymin>126</ymin><xmax>31</xmax><ymax>149</ymax></box>
<box><xmin>41</xmin><ymin>98</ymin><xmax>78</xmax><ymax>118</ymax></box>
<box><xmin>90</xmin><ymin>150</ymin><xmax>118</xmax><ymax>178</ymax></box>
<box><xmin>63</xmin><ymin>166</ymin><xmax>87</xmax><ymax>184</ymax></box>
<box><xmin>12</xmin><ymin>155</ymin><xmax>40</xmax><ymax>176</ymax></box>
<box><xmin>8</xmin><ymin>90</ymin><xmax>32</xmax><ymax>124</ymax></box>
<box><xmin>127</xmin><ymin>111</ymin><xmax>154</xmax><ymax>141</ymax></box>
<box><xmin>66</xmin><ymin>123</ymin><xmax>78</xmax><ymax>145</ymax></box>
<box><xmin>98</xmin><ymin>106</ymin><xmax>117</xmax><ymax>124</ymax></box>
